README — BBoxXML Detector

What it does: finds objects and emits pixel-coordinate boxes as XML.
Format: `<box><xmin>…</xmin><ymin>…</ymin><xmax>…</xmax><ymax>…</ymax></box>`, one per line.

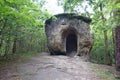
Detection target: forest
<box><xmin>0</xmin><ymin>0</ymin><xmax>120</xmax><ymax>73</ymax></box>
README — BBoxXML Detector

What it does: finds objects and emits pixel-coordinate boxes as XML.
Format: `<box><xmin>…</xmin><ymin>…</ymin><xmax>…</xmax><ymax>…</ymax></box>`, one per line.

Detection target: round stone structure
<box><xmin>45</xmin><ymin>13</ymin><xmax>94</xmax><ymax>57</ymax></box>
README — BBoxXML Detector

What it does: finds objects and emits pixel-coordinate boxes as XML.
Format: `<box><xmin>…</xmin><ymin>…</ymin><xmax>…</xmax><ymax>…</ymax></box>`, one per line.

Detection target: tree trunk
<box><xmin>112</xmin><ymin>28</ymin><xmax>116</xmax><ymax>62</ymax></box>
<box><xmin>5</xmin><ymin>31</ymin><xmax>11</xmax><ymax>55</ymax></box>
<box><xmin>0</xmin><ymin>19</ymin><xmax>7</xmax><ymax>48</ymax></box>
<box><xmin>114</xmin><ymin>0</ymin><xmax>120</xmax><ymax>71</ymax></box>
<box><xmin>115</xmin><ymin>27</ymin><xmax>120</xmax><ymax>71</ymax></box>
<box><xmin>104</xmin><ymin>30</ymin><xmax>112</xmax><ymax>65</ymax></box>
<box><xmin>12</xmin><ymin>37</ymin><xmax>17</xmax><ymax>53</ymax></box>
<box><xmin>99</xmin><ymin>3</ymin><xmax>112</xmax><ymax>65</ymax></box>
<box><xmin>12</xmin><ymin>26</ymin><xmax>19</xmax><ymax>53</ymax></box>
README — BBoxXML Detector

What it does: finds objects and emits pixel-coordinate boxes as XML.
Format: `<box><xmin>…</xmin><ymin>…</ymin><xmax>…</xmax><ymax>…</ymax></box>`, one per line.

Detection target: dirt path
<box><xmin>0</xmin><ymin>53</ymin><xmax>116</xmax><ymax>80</ymax></box>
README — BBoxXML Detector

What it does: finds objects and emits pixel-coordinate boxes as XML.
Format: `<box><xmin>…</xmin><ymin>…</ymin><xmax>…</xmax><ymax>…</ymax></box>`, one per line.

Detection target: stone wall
<box><xmin>45</xmin><ymin>13</ymin><xmax>93</xmax><ymax>57</ymax></box>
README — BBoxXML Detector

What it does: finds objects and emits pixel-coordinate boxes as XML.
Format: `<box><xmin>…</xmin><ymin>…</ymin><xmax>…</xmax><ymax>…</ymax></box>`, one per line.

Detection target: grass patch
<box><xmin>97</xmin><ymin>70</ymin><xmax>115</xmax><ymax>80</ymax></box>
<box><xmin>19</xmin><ymin>51</ymin><xmax>38</xmax><ymax>59</ymax></box>
<box><xmin>0</xmin><ymin>51</ymin><xmax>39</xmax><ymax>65</ymax></box>
<box><xmin>90</xmin><ymin>64</ymin><xmax>116</xmax><ymax>80</ymax></box>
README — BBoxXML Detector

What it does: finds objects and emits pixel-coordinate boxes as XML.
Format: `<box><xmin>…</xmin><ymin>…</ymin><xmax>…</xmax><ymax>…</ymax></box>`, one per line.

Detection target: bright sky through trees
<box><xmin>43</xmin><ymin>0</ymin><xmax>64</xmax><ymax>14</ymax></box>
<box><xmin>43</xmin><ymin>0</ymin><xmax>93</xmax><ymax>14</ymax></box>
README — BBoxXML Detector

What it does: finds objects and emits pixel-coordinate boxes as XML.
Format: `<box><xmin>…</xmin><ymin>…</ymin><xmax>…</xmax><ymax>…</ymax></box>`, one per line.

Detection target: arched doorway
<box><xmin>66</xmin><ymin>30</ymin><xmax>77</xmax><ymax>55</ymax></box>
<box><xmin>62</xmin><ymin>28</ymin><xmax>78</xmax><ymax>56</ymax></box>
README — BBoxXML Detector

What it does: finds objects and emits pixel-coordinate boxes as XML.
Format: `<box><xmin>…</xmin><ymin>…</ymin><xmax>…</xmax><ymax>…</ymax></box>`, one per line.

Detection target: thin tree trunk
<box><xmin>12</xmin><ymin>26</ymin><xmax>19</xmax><ymax>53</ymax></box>
<box><xmin>5</xmin><ymin>31</ymin><xmax>11</xmax><ymax>55</ymax></box>
<box><xmin>114</xmin><ymin>0</ymin><xmax>120</xmax><ymax>71</ymax></box>
<box><xmin>115</xmin><ymin>27</ymin><xmax>120</xmax><ymax>71</ymax></box>
<box><xmin>99</xmin><ymin>3</ymin><xmax>112</xmax><ymax>65</ymax></box>
<box><xmin>0</xmin><ymin>19</ymin><xmax>7</xmax><ymax>48</ymax></box>
<box><xmin>12</xmin><ymin>37</ymin><xmax>17</xmax><ymax>53</ymax></box>
<box><xmin>104</xmin><ymin>30</ymin><xmax>112</xmax><ymax>65</ymax></box>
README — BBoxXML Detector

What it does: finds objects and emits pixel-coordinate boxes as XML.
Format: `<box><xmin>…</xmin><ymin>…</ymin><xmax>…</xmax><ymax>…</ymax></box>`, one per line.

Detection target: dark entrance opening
<box><xmin>66</xmin><ymin>32</ymin><xmax>77</xmax><ymax>54</ymax></box>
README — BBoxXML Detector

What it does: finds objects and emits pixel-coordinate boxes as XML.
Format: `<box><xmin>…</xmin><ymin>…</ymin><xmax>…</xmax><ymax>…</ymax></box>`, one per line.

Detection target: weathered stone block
<box><xmin>45</xmin><ymin>13</ymin><xmax>93</xmax><ymax>57</ymax></box>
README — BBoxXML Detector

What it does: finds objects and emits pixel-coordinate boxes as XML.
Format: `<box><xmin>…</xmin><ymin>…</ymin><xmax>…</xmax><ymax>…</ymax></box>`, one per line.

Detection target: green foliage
<box><xmin>51</xmin><ymin>16</ymin><xmax>57</xmax><ymax>22</ymax></box>
<box><xmin>0</xmin><ymin>0</ymin><xmax>51</xmax><ymax>56</ymax></box>
<box><xmin>60</xmin><ymin>0</ymin><xmax>116</xmax><ymax>65</ymax></box>
<box><xmin>90</xmin><ymin>0</ymin><xmax>114</xmax><ymax>65</ymax></box>
<box><xmin>61</xmin><ymin>0</ymin><xmax>83</xmax><ymax>13</ymax></box>
<box><xmin>0</xmin><ymin>0</ymin><xmax>118</xmax><ymax>66</ymax></box>
<box><xmin>90</xmin><ymin>30</ymin><xmax>114</xmax><ymax>64</ymax></box>
<box><xmin>91</xmin><ymin>64</ymin><xmax>116</xmax><ymax>80</ymax></box>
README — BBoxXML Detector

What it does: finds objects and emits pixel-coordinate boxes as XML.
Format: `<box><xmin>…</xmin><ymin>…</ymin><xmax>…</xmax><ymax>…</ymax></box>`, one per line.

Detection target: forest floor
<box><xmin>0</xmin><ymin>52</ymin><xmax>119</xmax><ymax>80</ymax></box>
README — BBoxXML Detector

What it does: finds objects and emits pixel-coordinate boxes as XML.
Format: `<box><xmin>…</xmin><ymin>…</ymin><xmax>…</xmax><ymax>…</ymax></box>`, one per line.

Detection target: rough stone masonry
<box><xmin>45</xmin><ymin>13</ymin><xmax>94</xmax><ymax>57</ymax></box>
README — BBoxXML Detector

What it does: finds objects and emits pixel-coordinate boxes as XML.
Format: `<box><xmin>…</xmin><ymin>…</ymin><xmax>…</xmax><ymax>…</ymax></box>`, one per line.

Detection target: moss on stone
<box><xmin>54</xmin><ymin>13</ymin><xmax>92</xmax><ymax>24</ymax></box>
<box><xmin>45</xmin><ymin>13</ymin><xmax>92</xmax><ymax>25</ymax></box>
